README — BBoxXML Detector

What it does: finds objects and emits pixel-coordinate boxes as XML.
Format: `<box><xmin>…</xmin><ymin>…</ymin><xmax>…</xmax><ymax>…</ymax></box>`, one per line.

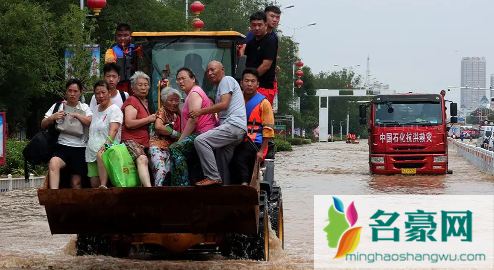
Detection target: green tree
<box><xmin>314</xmin><ymin>68</ymin><xmax>362</xmax><ymax>90</ymax></box>
<box><xmin>0</xmin><ymin>1</ymin><xmax>59</xmax><ymax>131</ymax></box>
<box><xmin>312</xmin><ymin>68</ymin><xmax>370</xmax><ymax>138</ymax></box>
<box><xmin>276</xmin><ymin>34</ymin><xmax>297</xmax><ymax>115</ymax></box>
<box><xmin>0</xmin><ymin>2</ymin><xmax>98</xmax><ymax>135</ymax></box>
<box><xmin>296</xmin><ymin>66</ymin><xmax>319</xmax><ymax>133</ymax></box>
<box><xmin>467</xmin><ymin>107</ymin><xmax>494</xmax><ymax>125</ymax></box>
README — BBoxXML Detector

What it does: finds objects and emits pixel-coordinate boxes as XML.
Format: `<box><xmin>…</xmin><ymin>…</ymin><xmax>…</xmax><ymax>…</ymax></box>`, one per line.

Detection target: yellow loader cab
<box><xmin>132</xmin><ymin>31</ymin><xmax>246</xmax><ymax>112</ymax></box>
<box><xmin>37</xmin><ymin>30</ymin><xmax>283</xmax><ymax>261</ymax></box>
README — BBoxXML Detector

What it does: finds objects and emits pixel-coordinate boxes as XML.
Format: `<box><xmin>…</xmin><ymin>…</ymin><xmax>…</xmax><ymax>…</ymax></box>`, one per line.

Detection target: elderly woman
<box><xmin>169</xmin><ymin>67</ymin><xmax>216</xmax><ymax>186</ymax></box>
<box><xmin>148</xmin><ymin>87</ymin><xmax>182</xmax><ymax>186</ymax></box>
<box><xmin>41</xmin><ymin>78</ymin><xmax>93</xmax><ymax>189</ymax></box>
<box><xmin>85</xmin><ymin>80</ymin><xmax>123</xmax><ymax>189</ymax></box>
<box><xmin>121</xmin><ymin>71</ymin><xmax>156</xmax><ymax>187</ymax></box>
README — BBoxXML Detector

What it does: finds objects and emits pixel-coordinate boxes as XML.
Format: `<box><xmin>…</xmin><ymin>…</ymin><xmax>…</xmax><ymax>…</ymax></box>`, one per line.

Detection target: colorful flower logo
<box><xmin>323</xmin><ymin>196</ymin><xmax>362</xmax><ymax>259</ymax></box>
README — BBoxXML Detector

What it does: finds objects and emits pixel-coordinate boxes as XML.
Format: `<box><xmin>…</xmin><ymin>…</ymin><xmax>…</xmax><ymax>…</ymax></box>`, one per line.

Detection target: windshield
<box><xmin>374</xmin><ymin>102</ymin><xmax>443</xmax><ymax>126</ymax></box>
<box><xmin>145</xmin><ymin>39</ymin><xmax>233</xmax><ymax>110</ymax></box>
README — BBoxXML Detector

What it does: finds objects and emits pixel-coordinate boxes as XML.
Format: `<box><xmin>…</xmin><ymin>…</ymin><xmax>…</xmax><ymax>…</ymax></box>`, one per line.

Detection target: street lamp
<box><xmin>448</xmin><ymin>85</ymin><xmax>493</xmax><ymax>119</ymax></box>
<box><xmin>334</xmin><ymin>64</ymin><xmax>361</xmax><ymax>68</ymax></box>
<box><xmin>284</xmin><ymin>5</ymin><xmax>295</xmax><ymax>9</ymax></box>
<box><xmin>280</xmin><ymin>22</ymin><xmax>317</xmax><ymax>39</ymax></box>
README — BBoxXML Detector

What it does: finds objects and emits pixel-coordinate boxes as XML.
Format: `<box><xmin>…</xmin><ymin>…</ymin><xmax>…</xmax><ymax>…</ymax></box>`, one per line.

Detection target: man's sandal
<box><xmin>195</xmin><ymin>178</ymin><xmax>223</xmax><ymax>186</ymax></box>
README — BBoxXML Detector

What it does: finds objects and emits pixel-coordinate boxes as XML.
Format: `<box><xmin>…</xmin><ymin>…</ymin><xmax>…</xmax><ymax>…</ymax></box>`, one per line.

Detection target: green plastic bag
<box><xmin>101</xmin><ymin>136</ymin><xmax>140</xmax><ymax>187</ymax></box>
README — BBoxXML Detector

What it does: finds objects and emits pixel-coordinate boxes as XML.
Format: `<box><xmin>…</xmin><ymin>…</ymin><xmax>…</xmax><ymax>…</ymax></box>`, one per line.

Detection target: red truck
<box><xmin>359</xmin><ymin>93</ymin><xmax>458</xmax><ymax>175</ymax></box>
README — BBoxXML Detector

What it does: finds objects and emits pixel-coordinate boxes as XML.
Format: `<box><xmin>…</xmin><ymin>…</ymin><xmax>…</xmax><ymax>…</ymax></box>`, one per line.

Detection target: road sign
<box><xmin>274</xmin><ymin>125</ymin><xmax>286</xmax><ymax>140</ymax></box>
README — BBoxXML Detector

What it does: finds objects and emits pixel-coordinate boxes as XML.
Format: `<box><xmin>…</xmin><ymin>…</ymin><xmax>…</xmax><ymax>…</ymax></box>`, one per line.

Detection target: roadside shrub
<box><xmin>286</xmin><ymin>137</ymin><xmax>312</xmax><ymax>145</ymax></box>
<box><xmin>0</xmin><ymin>140</ymin><xmax>47</xmax><ymax>176</ymax></box>
<box><xmin>275</xmin><ymin>138</ymin><xmax>292</xmax><ymax>152</ymax></box>
<box><xmin>287</xmin><ymin>137</ymin><xmax>304</xmax><ymax>145</ymax></box>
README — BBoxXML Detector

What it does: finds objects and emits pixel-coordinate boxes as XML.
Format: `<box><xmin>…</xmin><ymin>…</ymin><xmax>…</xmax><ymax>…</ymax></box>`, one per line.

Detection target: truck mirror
<box><xmin>234</xmin><ymin>55</ymin><xmax>247</xmax><ymax>81</ymax></box>
<box><xmin>359</xmin><ymin>104</ymin><xmax>367</xmax><ymax>125</ymax></box>
<box><xmin>450</xmin><ymin>103</ymin><xmax>458</xmax><ymax>116</ymax></box>
<box><xmin>450</xmin><ymin>116</ymin><xmax>458</xmax><ymax>123</ymax></box>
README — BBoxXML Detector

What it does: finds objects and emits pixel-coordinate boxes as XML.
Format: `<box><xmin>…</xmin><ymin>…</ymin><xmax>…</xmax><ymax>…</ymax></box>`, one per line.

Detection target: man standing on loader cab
<box><xmin>230</xmin><ymin>68</ymin><xmax>274</xmax><ymax>186</ymax></box>
<box><xmin>105</xmin><ymin>23</ymin><xmax>136</xmax><ymax>94</ymax></box>
<box><xmin>244</xmin><ymin>11</ymin><xmax>278</xmax><ymax>106</ymax></box>
<box><xmin>240</xmin><ymin>6</ymin><xmax>281</xmax><ymax>54</ymax></box>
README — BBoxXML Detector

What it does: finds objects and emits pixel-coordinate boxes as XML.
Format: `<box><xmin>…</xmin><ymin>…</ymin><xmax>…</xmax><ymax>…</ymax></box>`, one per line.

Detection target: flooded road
<box><xmin>0</xmin><ymin>140</ymin><xmax>493</xmax><ymax>269</ymax></box>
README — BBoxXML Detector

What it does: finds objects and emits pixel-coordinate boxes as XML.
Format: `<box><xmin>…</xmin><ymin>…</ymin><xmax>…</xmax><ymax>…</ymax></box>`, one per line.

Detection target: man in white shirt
<box><xmin>90</xmin><ymin>63</ymin><xmax>129</xmax><ymax>111</ymax></box>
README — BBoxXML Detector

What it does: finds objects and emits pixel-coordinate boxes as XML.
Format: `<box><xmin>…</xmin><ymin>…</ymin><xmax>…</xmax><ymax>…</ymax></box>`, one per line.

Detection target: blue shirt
<box><xmin>244</xmin><ymin>30</ymin><xmax>279</xmax><ymax>47</ymax></box>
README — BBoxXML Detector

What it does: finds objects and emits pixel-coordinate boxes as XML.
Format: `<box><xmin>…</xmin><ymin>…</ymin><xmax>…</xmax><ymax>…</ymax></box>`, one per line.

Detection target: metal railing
<box><xmin>450</xmin><ymin>139</ymin><xmax>494</xmax><ymax>174</ymax></box>
<box><xmin>0</xmin><ymin>174</ymin><xmax>45</xmax><ymax>193</ymax></box>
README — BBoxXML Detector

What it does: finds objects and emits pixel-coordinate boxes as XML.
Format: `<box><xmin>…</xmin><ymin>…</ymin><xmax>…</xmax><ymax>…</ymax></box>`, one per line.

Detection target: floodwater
<box><xmin>0</xmin><ymin>141</ymin><xmax>493</xmax><ymax>269</ymax></box>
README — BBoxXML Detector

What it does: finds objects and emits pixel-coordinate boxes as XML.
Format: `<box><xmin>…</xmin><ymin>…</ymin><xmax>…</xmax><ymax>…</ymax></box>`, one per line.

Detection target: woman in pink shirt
<box><xmin>169</xmin><ymin>67</ymin><xmax>216</xmax><ymax>186</ymax></box>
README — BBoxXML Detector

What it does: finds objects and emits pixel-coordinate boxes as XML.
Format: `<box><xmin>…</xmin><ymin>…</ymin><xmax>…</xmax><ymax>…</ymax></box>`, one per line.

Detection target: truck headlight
<box><xmin>433</xmin><ymin>156</ymin><xmax>447</xmax><ymax>163</ymax></box>
<box><xmin>371</xmin><ymin>157</ymin><xmax>385</xmax><ymax>163</ymax></box>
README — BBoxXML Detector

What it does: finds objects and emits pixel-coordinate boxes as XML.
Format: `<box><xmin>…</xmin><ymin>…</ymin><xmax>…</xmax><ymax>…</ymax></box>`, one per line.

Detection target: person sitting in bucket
<box><xmin>230</xmin><ymin>68</ymin><xmax>274</xmax><ymax>186</ymax></box>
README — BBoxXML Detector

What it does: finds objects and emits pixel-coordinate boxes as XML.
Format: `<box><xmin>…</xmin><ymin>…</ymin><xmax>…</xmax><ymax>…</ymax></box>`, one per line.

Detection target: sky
<box><xmin>275</xmin><ymin>0</ymin><xmax>494</xmax><ymax>106</ymax></box>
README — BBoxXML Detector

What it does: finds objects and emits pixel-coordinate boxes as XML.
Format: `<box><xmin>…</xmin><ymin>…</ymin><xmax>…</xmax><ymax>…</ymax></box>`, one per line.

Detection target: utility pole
<box><xmin>346</xmin><ymin>101</ymin><xmax>350</xmax><ymax>135</ymax></box>
<box><xmin>364</xmin><ymin>55</ymin><xmax>371</xmax><ymax>93</ymax></box>
<box><xmin>185</xmin><ymin>0</ymin><xmax>189</xmax><ymax>20</ymax></box>
<box><xmin>340</xmin><ymin>121</ymin><xmax>343</xmax><ymax>140</ymax></box>
<box><xmin>331</xmin><ymin>120</ymin><xmax>334</xmax><ymax>142</ymax></box>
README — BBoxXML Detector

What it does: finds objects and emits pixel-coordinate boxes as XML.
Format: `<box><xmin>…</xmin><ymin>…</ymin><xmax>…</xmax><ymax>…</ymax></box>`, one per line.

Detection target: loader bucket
<box><xmin>38</xmin><ymin>186</ymin><xmax>259</xmax><ymax>235</ymax></box>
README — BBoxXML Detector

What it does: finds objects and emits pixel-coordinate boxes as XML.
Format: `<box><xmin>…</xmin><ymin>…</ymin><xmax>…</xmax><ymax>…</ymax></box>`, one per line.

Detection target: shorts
<box><xmin>257</xmin><ymin>87</ymin><xmax>276</xmax><ymax>105</ymax></box>
<box><xmin>53</xmin><ymin>144</ymin><xmax>87</xmax><ymax>176</ymax></box>
<box><xmin>122</xmin><ymin>140</ymin><xmax>147</xmax><ymax>162</ymax></box>
<box><xmin>87</xmin><ymin>162</ymin><xmax>99</xmax><ymax>178</ymax></box>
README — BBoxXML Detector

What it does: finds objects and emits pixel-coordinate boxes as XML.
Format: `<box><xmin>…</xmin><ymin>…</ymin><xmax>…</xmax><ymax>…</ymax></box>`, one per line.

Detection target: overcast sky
<box><xmin>275</xmin><ymin>0</ymin><xmax>494</xmax><ymax>105</ymax></box>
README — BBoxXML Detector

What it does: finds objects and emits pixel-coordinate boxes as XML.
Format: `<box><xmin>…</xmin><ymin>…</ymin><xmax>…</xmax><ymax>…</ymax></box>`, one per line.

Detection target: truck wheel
<box><xmin>110</xmin><ymin>239</ymin><xmax>132</xmax><ymax>258</ymax></box>
<box><xmin>76</xmin><ymin>234</ymin><xmax>111</xmax><ymax>256</ymax></box>
<box><xmin>246</xmin><ymin>191</ymin><xmax>269</xmax><ymax>261</ymax></box>
<box><xmin>269</xmin><ymin>187</ymin><xmax>284</xmax><ymax>249</ymax></box>
<box><xmin>221</xmin><ymin>192</ymin><xmax>269</xmax><ymax>261</ymax></box>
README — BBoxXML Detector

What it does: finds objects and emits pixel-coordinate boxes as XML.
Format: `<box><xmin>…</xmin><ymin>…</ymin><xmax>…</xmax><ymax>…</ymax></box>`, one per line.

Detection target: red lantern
<box><xmin>276</xmin><ymin>55</ymin><xmax>281</xmax><ymax>60</ymax></box>
<box><xmin>295</xmin><ymin>79</ymin><xmax>304</xmax><ymax>88</ymax></box>
<box><xmin>190</xmin><ymin>1</ymin><xmax>205</xmax><ymax>16</ymax></box>
<box><xmin>295</xmin><ymin>61</ymin><xmax>304</xmax><ymax>68</ymax></box>
<box><xmin>87</xmin><ymin>0</ymin><xmax>106</xmax><ymax>16</ymax></box>
<box><xmin>278</xmin><ymin>47</ymin><xmax>281</xmax><ymax>51</ymax></box>
<box><xmin>191</xmin><ymin>18</ymin><xmax>204</xmax><ymax>31</ymax></box>
<box><xmin>296</xmin><ymin>70</ymin><xmax>304</xmax><ymax>77</ymax></box>
<box><xmin>349</xmin><ymin>84</ymin><xmax>353</xmax><ymax>89</ymax></box>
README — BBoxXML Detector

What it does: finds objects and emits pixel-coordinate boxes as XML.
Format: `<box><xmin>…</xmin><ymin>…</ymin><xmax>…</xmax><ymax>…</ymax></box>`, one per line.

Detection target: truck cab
<box><xmin>359</xmin><ymin>93</ymin><xmax>458</xmax><ymax>175</ymax></box>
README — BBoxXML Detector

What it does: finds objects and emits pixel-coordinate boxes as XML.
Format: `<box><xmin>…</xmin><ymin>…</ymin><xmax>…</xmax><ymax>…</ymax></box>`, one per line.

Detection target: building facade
<box><xmin>460</xmin><ymin>57</ymin><xmax>486</xmax><ymax>111</ymax></box>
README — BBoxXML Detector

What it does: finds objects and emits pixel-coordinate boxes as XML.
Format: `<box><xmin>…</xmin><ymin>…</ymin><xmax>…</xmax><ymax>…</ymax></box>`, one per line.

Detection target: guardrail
<box><xmin>0</xmin><ymin>174</ymin><xmax>45</xmax><ymax>193</ymax></box>
<box><xmin>450</xmin><ymin>139</ymin><xmax>494</xmax><ymax>173</ymax></box>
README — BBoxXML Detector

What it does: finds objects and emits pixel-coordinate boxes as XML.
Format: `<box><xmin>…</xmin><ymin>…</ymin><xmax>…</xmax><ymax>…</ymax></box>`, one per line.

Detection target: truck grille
<box><xmin>393</xmin><ymin>146</ymin><xmax>426</xmax><ymax>150</ymax></box>
<box><xmin>394</xmin><ymin>163</ymin><xmax>425</xmax><ymax>169</ymax></box>
<box><xmin>393</xmin><ymin>156</ymin><xmax>425</xmax><ymax>161</ymax></box>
